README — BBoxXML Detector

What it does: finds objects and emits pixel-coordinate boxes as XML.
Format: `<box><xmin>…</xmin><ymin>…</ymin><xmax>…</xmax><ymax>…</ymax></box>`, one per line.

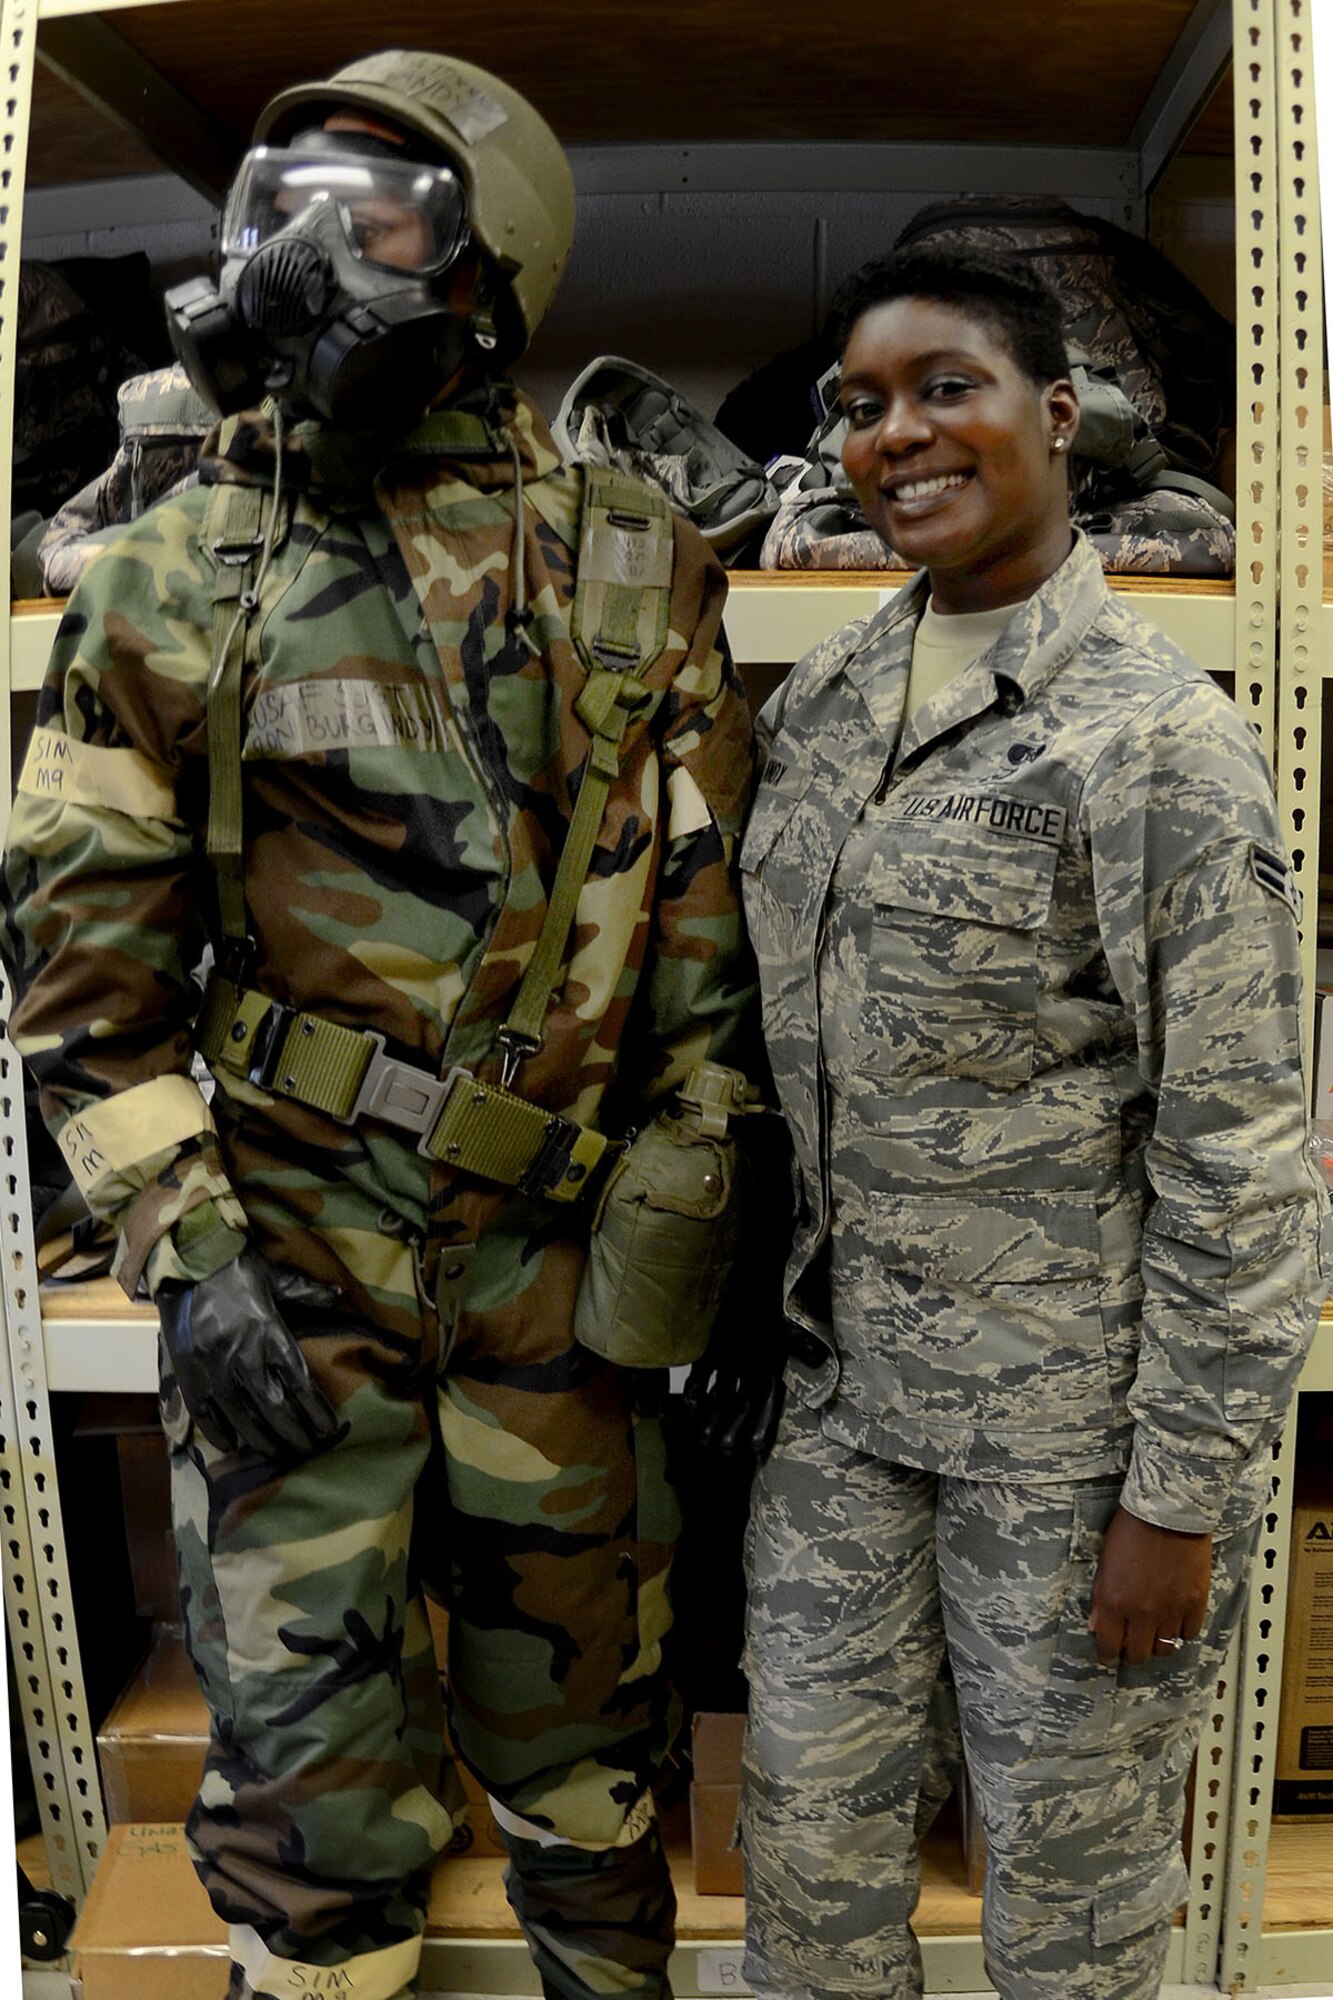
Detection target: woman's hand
<box><xmin>1087</xmin><ymin>1506</ymin><xmax>1212</xmax><ymax>1667</ymax></box>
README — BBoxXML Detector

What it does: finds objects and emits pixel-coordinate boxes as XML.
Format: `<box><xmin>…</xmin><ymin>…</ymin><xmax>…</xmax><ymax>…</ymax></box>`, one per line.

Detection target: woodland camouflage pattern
<box><xmin>2</xmin><ymin>381</ymin><xmax>756</xmax><ymax>1999</ymax></box>
<box><xmin>737</xmin><ymin>527</ymin><xmax>1325</xmax><ymax>1997</ymax></box>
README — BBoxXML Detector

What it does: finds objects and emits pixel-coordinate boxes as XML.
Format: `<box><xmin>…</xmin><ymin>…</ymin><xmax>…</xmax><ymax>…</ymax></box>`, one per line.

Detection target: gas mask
<box><xmin>165</xmin><ymin>134</ymin><xmax>475</xmax><ymax>434</ymax></box>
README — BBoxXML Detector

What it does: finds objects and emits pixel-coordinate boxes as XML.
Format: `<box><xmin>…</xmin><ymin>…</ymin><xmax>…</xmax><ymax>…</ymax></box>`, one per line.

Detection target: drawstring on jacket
<box><xmin>506</xmin><ymin>431</ymin><xmax>540</xmax><ymax>657</ymax></box>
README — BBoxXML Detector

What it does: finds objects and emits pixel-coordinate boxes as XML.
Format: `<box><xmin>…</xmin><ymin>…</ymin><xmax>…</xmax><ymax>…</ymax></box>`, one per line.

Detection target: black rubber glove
<box><xmin>681</xmin><ymin>1314</ymin><xmax>787</xmax><ymax>1462</ymax></box>
<box><xmin>680</xmin><ymin>1082</ymin><xmax>794</xmax><ymax>1463</ymax></box>
<box><xmin>156</xmin><ymin>1253</ymin><xmax>342</xmax><ymax>1457</ymax></box>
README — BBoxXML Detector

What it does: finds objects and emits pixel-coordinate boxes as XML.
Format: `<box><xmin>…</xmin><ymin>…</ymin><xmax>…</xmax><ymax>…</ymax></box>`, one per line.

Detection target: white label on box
<box><xmin>696</xmin><ymin>1949</ymin><xmax>753</xmax><ymax>1995</ymax></box>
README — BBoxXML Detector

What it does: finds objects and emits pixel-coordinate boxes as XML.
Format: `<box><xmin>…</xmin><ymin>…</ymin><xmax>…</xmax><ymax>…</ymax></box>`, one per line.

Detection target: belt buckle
<box><xmin>246</xmin><ymin>997</ymin><xmax>298</xmax><ymax>1091</ymax></box>
<box><xmin>516</xmin><ymin>1115</ymin><xmax>579</xmax><ymax>1198</ymax></box>
<box><xmin>349</xmin><ymin>1034</ymin><xmax>460</xmax><ymax>1143</ymax></box>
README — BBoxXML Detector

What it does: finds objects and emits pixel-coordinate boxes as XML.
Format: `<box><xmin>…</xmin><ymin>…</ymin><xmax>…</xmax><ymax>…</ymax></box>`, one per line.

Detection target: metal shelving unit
<box><xmin>1219</xmin><ymin>0</ymin><xmax>1333</xmax><ymax>1987</ymax></box>
<box><xmin>0</xmin><ymin>0</ymin><xmax>108</xmax><ymax>1918</ymax></box>
<box><xmin>1</xmin><ymin>0</ymin><xmax>1328</xmax><ymax>1990</ymax></box>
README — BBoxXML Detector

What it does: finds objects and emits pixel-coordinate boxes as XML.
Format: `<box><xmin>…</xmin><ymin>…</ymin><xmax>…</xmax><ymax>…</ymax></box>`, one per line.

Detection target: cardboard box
<box><xmin>689</xmin><ymin>1710</ymin><xmax>744</xmax><ymax>1895</ymax></box>
<box><xmin>73</xmin><ymin>1393</ymin><xmax>178</xmax><ymax>1629</ymax></box>
<box><xmin>98</xmin><ymin>1634</ymin><xmax>210</xmax><ymax>1824</ymax></box>
<box><xmin>1275</xmin><ymin>1468</ymin><xmax>1333</xmax><ymax>1818</ymax></box>
<box><xmin>69</xmin><ymin>1823</ymin><xmax>228</xmax><ymax>2000</ymax></box>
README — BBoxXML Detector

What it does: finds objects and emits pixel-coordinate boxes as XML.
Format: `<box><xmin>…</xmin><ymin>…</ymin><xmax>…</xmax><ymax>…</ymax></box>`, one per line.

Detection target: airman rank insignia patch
<box><xmin>1251</xmin><ymin>842</ymin><xmax>1302</xmax><ymax>921</ymax></box>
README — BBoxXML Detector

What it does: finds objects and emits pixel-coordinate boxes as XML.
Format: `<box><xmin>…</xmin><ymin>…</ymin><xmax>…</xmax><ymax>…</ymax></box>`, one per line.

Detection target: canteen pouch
<box><xmin>574</xmin><ymin>1111</ymin><xmax>744</xmax><ymax>1368</ymax></box>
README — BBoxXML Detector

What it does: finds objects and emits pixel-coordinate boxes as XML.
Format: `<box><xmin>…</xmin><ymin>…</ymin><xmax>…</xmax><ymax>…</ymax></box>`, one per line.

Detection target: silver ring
<box><xmin>1156</xmin><ymin>1635</ymin><xmax>1184</xmax><ymax>1650</ymax></box>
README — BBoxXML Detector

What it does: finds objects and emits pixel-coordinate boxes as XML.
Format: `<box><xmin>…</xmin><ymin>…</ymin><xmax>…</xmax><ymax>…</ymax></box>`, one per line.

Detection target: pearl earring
<box><xmin>1053</xmin><ymin>436</ymin><xmax>1068</xmax><ymax>452</ymax></box>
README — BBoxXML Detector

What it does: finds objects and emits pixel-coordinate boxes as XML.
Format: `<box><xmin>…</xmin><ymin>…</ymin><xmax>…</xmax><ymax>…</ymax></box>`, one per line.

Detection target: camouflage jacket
<box><xmin>2</xmin><ymin>383</ymin><xmax>757</xmax><ymax>1332</ymax></box>
<box><xmin>742</xmin><ymin>531</ymin><xmax>1325</xmax><ymax>1532</ymax></box>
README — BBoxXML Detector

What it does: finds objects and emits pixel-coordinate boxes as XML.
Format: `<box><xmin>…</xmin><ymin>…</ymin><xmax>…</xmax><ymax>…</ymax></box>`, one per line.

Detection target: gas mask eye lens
<box><xmin>339</xmin><ymin>195</ymin><xmax>436</xmax><ymax>273</ymax></box>
<box><xmin>223</xmin><ymin>147</ymin><xmax>470</xmax><ymax>278</ymax></box>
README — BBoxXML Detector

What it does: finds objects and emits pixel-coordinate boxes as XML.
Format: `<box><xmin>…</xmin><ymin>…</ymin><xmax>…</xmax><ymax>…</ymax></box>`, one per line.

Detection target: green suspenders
<box><xmin>194</xmin><ymin>461</ymin><xmax>675</xmax><ymax>1205</ymax></box>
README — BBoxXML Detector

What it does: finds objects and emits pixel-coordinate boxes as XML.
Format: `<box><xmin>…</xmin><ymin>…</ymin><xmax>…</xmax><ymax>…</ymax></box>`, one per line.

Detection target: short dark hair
<box><xmin>828</xmin><ymin>245</ymin><xmax>1070</xmax><ymax>386</ymax></box>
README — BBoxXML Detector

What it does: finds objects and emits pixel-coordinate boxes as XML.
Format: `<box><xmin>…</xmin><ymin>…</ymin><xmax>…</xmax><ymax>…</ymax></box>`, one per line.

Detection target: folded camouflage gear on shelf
<box><xmin>38</xmin><ymin>363</ymin><xmax>214</xmax><ymax>595</ymax></box>
<box><xmin>760</xmin><ymin>194</ymin><xmax>1237</xmax><ymax>578</ymax></box>
<box><xmin>1073</xmin><ymin>482</ymin><xmax>1236</xmax><ymax>578</ymax></box>
<box><xmin>760</xmin><ymin>475</ymin><xmax>1236</xmax><ymax>578</ymax></box>
<box><xmin>15</xmin><ymin>259</ymin><xmax>144</xmax><ymax>523</ymax></box>
<box><xmin>553</xmin><ymin>355</ymin><xmax>780</xmax><ymax>563</ymax></box>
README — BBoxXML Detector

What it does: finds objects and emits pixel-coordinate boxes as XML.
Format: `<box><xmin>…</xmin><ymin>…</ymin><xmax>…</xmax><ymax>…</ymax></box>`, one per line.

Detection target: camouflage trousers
<box><xmin>162</xmin><ymin>1274</ymin><xmax>680</xmax><ymax>2000</ymax></box>
<box><xmin>740</xmin><ymin>1398</ymin><xmax>1260</xmax><ymax>2000</ymax></box>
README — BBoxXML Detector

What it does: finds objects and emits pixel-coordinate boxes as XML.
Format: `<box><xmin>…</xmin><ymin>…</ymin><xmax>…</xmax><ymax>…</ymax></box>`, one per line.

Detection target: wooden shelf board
<box><xmin>1263</xmin><ymin>1818</ymin><xmax>1333</xmax><ymax>1930</ymax></box>
<box><xmin>28</xmin><ymin>0</ymin><xmax>1231</xmax><ymax>171</ymax></box>
<box><xmin>726</xmin><ymin>572</ymin><xmax>1237</xmax><ymax>595</ymax></box>
<box><xmin>12</xmin><ymin>571</ymin><xmax>1238</xmax><ymax>687</ymax></box>
<box><xmin>419</xmin><ymin>1817</ymin><xmax>977</xmax><ymax>1941</ymax></box>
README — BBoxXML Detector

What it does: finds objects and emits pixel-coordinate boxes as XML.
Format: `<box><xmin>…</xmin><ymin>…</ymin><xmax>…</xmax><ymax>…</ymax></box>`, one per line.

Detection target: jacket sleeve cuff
<box><xmin>51</xmin><ymin>1075</ymin><xmax>248</xmax><ymax>1297</ymax></box>
<box><xmin>1120</xmin><ymin>1425</ymin><xmax>1257</xmax><ymax>1535</ymax></box>
<box><xmin>139</xmin><ymin>1201</ymin><xmax>249</xmax><ymax>1299</ymax></box>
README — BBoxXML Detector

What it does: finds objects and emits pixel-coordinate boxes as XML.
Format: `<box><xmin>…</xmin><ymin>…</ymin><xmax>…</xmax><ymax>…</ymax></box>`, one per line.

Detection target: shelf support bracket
<box><xmin>36</xmin><ymin>12</ymin><xmax>235</xmax><ymax>202</ymax></box>
<box><xmin>1129</xmin><ymin>0</ymin><xmax>1233</xmax><ymax>195</ymax></box>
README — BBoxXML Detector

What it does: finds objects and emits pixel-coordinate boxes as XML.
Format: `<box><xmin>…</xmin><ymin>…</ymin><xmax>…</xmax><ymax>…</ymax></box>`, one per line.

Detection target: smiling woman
<box><xmin>736</xmin><ymin>243</ymin><xmax>1327</xmax><ymax>2000</ymax></box>
<box><xmin>835</xmin><ymin>264</ymin><xmax>1078</xmax><ymax>610</ymax></box>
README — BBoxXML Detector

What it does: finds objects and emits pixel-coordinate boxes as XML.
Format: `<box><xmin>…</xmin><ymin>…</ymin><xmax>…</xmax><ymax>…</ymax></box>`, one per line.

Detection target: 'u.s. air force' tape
<box><xmin>1250</xmin><ymin>842</ymin><xmax>1302</xmax><ymax>922</ymax></box>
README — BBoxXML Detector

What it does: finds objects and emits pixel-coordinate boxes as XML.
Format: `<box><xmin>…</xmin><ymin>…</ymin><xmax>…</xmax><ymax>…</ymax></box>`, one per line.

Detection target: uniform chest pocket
<box><xmin>740</xmin><ymin>765</ymin><xmax>811</xmax><ymax>874</ymax></box>
<box><xmin>857</xmin><ymin>800</ymin><xmax>1062</xmax><ymax>1089</ymax></box>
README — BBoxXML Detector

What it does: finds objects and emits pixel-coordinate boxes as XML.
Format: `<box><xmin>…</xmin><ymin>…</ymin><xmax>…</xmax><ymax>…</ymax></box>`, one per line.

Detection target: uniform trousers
<box><xmin>163</xmin><ymin>1261</ymin><xmax>679</xmax><ymax>2000</ymax></box>
<box><xmin>740</xmin><ymin>1398</ymin><xmax>1260</xmax><ymax>2000</ymax></box>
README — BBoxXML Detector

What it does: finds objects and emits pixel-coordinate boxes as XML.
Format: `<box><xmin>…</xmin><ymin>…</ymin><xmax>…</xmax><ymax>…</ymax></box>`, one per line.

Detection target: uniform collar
<box><xmin>201</xmin><ymin>379</ymin><xmax>561</xmax><ymax>503</ymax></box>
<box><xmin>978</xmin><ymin>529</ymin><xmax>1110</xmax><ymax>712</ymax></box>
<box><xmin>842</xmin><ymin>529</ymin><xmax>1107</xmax><ymax>769</ymax></box>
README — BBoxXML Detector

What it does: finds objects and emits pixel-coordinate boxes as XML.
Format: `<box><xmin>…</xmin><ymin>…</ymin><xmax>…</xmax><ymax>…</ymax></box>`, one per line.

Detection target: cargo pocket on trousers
<box><xmin>1030</xmin><ymin>1482</ymin><xmax>1122</xmax><ymax>1756</ymax></box>
<box><xmin>1093</xmin><ymin>1848</ymin><xmax>1190</xmax><ymax>1949</ymax></box>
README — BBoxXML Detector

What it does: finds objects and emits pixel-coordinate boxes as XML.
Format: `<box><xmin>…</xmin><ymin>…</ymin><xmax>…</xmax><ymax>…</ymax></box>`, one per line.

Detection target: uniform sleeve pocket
<box><xmin>739</xmin><ymin>767</ymin><xmax>811</xmax><ymax>875</ymax></box>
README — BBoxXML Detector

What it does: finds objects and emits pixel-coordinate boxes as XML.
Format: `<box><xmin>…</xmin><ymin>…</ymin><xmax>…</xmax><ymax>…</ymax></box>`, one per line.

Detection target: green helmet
<box><xmin>255</xmin><ymin>49</ymin><xmax>574</xmax><ymax>357</ymax></box>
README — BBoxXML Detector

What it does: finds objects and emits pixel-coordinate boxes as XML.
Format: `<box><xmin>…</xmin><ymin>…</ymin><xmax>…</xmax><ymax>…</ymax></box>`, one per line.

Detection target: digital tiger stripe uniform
<box><xmin>737</xmin><ymin>530</ymin><xmax>1326</xmax><ymax>2000</ymax></box>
